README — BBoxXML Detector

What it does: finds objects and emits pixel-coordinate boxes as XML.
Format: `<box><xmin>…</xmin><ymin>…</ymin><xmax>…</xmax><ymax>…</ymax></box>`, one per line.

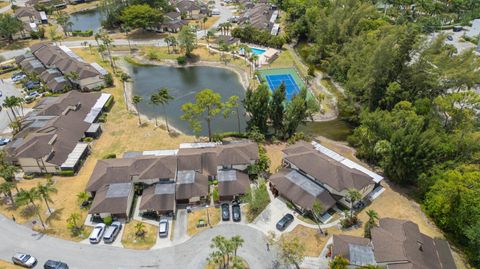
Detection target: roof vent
<box><xmin>418</xmin><ymin>242</ymin><xmax>423</xmax><ymax>252</ymax></box>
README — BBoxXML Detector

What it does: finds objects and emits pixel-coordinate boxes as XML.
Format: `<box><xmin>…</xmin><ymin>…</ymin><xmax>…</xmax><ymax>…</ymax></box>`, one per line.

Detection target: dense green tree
<box><xmin>269</xmin><ymin>82</ymin><xmax>286</xmax><ymax>136</ymax></box>
<box><xmin>120</xmin><ymin>4</ymin><xmax>162</xmax><ymax>30</ymax></box>
<box><xmin>282</xmin><ymin>88</ymin><xmax>308</xmax><ymax>139</ymax></box>
<box><xmin>243</xmin><ymin>84</ymin><xmax>270</xmax><ymax>133</ymax></box>
<box><xmin>329</xmin><ymin>256</ymin><xmax>349</xmax><ymax>269</ymax></box>
<box><xmin>0</xmin><ymin>14</ymin><xmax>22</xmax><ymax>41</ymax></box>
<box><xmin>223</xmin><ymin>95</ymin><xmax>242</xmax><ymax>133</ymax></box>
<box><xmin>178</xmin><ymin>25</ymin><xmax>196</xmax><ymax>57</ymax></box>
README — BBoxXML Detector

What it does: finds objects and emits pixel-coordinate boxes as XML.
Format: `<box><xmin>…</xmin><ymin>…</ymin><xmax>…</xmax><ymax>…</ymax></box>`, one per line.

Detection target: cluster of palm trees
<box><xmin>131</xmin><ymin>88</ymin><xmax>173</xmax><ymax>130</ymax></box>
<box><xmin>217</xmin><ymin>22</ymin><xmax>233</xmax><ymax>36</ymax></box>
<box><xmin>208</xmin><ymin>235</ymin><xmax>245</xmax><ymax>269</ymax></box>
<box><xmin>2</xmin><ymin>95</ymin><xmax>25</xmax><ymax>133</ymax></box>
<box><xmin>94</xmin><ymin>30</ymin><xmax>116</xmax><ymax>72</ymax></box>
<box><xmin>0</xmin><ymin>174</ymin><xmax>57</xmax><ymax>230</ymax></box>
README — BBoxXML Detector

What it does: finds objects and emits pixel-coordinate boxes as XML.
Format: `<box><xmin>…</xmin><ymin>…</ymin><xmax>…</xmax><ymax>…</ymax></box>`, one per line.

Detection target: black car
<box><xmin>44</xmin><ymin>260</ymin><xmax>69</xmax><ymax>269</ymax></box>
<box><xmin>221</xmin><ymin>203</ymin><xmax>230</xmax><ymax>221</ymax></box>
<box><xmin>232</xmin><ymin>202</ymin><xmax>241</xmax><ymax>222</ymax></box>
<box><xmin>276</xmin><ymin>213</ymin><xmax>294</xmax><ymax>231</ymax></box>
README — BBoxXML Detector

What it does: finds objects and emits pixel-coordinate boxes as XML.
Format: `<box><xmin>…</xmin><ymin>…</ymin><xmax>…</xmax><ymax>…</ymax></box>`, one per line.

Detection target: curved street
<box><xmin>0</xmin><ymin>214</ymin><xmax>281</xmax><ymax>269</ymax></box>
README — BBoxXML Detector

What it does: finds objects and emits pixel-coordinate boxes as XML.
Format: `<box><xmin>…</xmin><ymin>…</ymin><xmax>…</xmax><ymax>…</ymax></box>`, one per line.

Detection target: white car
<box><xmin>89</xmin><ymin>223</ymin><xmax>106</xmax><ymax>244</ymax></box>
<box><xmin>12</xmin><ymin>253</ymin><xmax>37</xmax><ymax>268</ymax></box>
<box><xmin>103</xmin><ymin>221</ymin><xmax>122</xmax><ymax>243</ymax></box>
<box><xmin>159</xmin><ymin>219</ymin><xmax>169</xmax><ymax>238</ymax></box>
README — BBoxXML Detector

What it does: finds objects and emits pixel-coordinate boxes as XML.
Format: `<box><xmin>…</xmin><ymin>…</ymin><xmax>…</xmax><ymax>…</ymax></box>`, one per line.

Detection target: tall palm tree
<box><xmin>231</xmin><ymin>235</ymin><xmax>244</xmax><ymax>258</ymax></box>
<box><xmin>132</xmin><ymin>95</ymin><xmax>143</xmax><ymax>125</ymax></box>
<box><xmin>135</xmin><ymin>221</ymin><xmax>145</xmax><ymax>237</ymax></box>
<box><xmin>311</xmin><ymin>201</ymin><xmax>324</xmax><ymax>235</ymax></box>
<box><xmin>0</xmin><ymin>164</ymin><xmax>19</xmax><ymax>183</ymax></box>
<box><xmin>120</xmin><ymin>72</ymin><xmax>131</xmax><ymax>110</ymax></box>
<box><xmin>37</xmin><ymin>180</ymin><xmax>57</xmax><ymax>214</ymax></box>
<box><xmin>149</xmin><ymin>93</ymin><xmax>160</xmax><ymax>127</ymax></box>
<box><xmin>15</xmin><ymin>96</ymin><xmax>24</xmax><ymax>117</ymax></box>
<box><xmin>99</xmin><ymin>31</ymin><xmax>115</xmax><ymax>72</ymax></box>
<box><xmin>156</xmin><ymin>88</ymin><xmax>174</xmax><ymax>132</ymax></box>
<box><xmin>15</xmin><ymin>188</ymin><xmax>46</xmax><ymax>229</ymax></box>
<box><xmin>0</xmin><ymin>181</ymin><xmax>17</xmax><ymax>207</ymax></box>
<box><xmin>346</xmin><ymin>189</ymin><xmax>362</xmax><ymax>218</ymax></box>
<box><xmin>3</xmin><ymin>96</ymin><xmax>20</xmax><ymax>124</ymax></box>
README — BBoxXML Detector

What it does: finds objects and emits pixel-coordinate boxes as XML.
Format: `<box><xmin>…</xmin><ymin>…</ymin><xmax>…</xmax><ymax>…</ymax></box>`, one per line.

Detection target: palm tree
<box><xmin>231</xmin><ymin>235</ymin><xmax>244</xmax><ymax>258</ymax></box>
<box><xmin>165</xmin><ymin>35</ymin><xmax>175</xmax><ymax>54</ymax></box>
<box><xmin>224</xmin><ymin>21</ymin><xmax>232</xmax><ymax>35</ymax></box>
<box><xmin>0</xmin><ymin>181</ymin><xmax>17</xmax><ymax>207</ymax></box>
<box><xmin>364</xmin><ymin>209</ymin><xmax>379</xmax><ymax>238</ymax></box>
<box><xmin>99</xmin><ymin>31</ymin><xmax>115</xmax><ymax>72</ymax></box>
<box><xmin>98</xmin><ymin>44</ymin><xmax>106</xmax><ymax>61</ymax></box>
<box><xmin>120</xmin><ymin>72</ymin><xmax>131</xmax><ymax>110</ymax></box>
<box><xmin>77</xmin><ymin>191</ymin><xmax>90</xmax><ymax>206</ymax></box>
<box><xmin>3</xmin><ymin>96</ymin><xmax>20</xmax><ymax>125</ymax></box>
<box><xmin>37</xmin><ymin>180</ymin><xmax>57</xmax><ymax>214</ymax></box>
<box><xmin>311</xmin><ymin>201</ymin><xmax>324</xmax><ymax>235</ymax></box>
<box><xmin>346</xmin><ymin>189</ymin><xmax>362</xmax><ymax>218</ymax></box>
<box><xmin>15</xmin><ymin>188</ymin><xmax>46</xmax><ymax>229</ymax></box>
<box><xmin>156</xmin><ymin>88</ymin><xmax>174</xmax><ymax>132</ymax></box>
<box><xmin>206</xmin><ymin>29</ymin><xmax>215</xmax><ymax>47</ymax></box>
<box><xmin>0</xmin><ymin>164</ymin><xmax>19</xmax><ymax>183</ymax></box>
<box><xmin>132</xmin><ymin>95</ymin><xmax>143</xmax><ymax>125</ymax></box>
<box><xmin>149</xmin><ymin>93</ymin><xmax>160</xmax><ymax>127</ymax></box>
<box><xmin>134</xmin><ymin>221</ymin><xmax>145</xmax><ymax>237</ymax></box>
<box><xmin>122</xmin><ymin>25</ymin><xmax>132</xmax><ymax>52</ymax></box>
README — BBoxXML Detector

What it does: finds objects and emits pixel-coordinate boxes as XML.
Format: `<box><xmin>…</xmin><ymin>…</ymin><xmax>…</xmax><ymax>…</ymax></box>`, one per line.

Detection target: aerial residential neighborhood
<box><xmin>0</xmin><ymin>0</ymin><xmax>478</xmax><ymax>269</ymax></box>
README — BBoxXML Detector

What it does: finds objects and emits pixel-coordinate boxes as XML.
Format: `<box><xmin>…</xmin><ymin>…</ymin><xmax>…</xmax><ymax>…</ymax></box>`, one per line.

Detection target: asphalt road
<box><xmin>0</xmin><ymin>214</ymin><xmax>282</xmax><ymax>269</ymax></box>
<box><xmin>0</xmin><ymin>79</ymin><xmax>22</xmax><ymax>134</ymax></box>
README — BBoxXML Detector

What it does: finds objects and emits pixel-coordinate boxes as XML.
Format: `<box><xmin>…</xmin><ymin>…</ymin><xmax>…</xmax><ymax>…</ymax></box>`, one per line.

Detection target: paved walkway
<box><xmin>0</xmin><ymin>214</ymin><xmax>282</xmax><ymax>269</ymax></box>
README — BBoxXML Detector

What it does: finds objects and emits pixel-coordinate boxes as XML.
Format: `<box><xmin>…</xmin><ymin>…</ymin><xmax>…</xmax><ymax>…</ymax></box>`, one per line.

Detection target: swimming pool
<box><xmin>251</xmin><ymin>47</ymin><xmax>266</xmax><ymax>55</ymax></box>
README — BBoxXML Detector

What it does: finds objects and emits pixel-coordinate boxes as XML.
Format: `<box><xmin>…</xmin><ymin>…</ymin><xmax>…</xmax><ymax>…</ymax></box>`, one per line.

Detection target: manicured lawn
<box><xmin>283</xmin><ymin>225</ymin><xmax>326</xmax><ymax>256</ymax></box>
<box><xmin>187</xmin><ymin>207</ymin><xmax>220</xmax><ymax>236</ymax></box>
<box><xmin>121</xmin><ymin>220</ymin><xmax>158</xmax><ymax>250</ymax></box>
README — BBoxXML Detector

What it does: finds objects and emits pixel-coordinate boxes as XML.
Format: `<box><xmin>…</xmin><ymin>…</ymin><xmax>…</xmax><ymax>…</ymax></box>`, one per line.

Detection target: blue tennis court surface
<box><xmin>265</xmin><ymin>74</ymin><xmax>301</xmax><ymax>100</ymax></box>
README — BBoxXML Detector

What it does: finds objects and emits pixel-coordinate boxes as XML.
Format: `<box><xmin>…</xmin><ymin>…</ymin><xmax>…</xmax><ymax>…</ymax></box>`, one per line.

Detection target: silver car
<box><xmin>159</xmin><ymin>219</ymin><xmax>169</xmax><ymax>238</ymax></box>
<box><xmin>89</xmin><ymin>223</ymin><xmax>106</xmax><ymax>244</ymax></box>
<box><xmin>12</xmin><ymin>253</ymin><xmax>37</xmax><ymax>268</ymax></box>
<box><xmin>103</xmin><ymin>221</ymin><xmax>122</xmax><ymax>243</ymax></box>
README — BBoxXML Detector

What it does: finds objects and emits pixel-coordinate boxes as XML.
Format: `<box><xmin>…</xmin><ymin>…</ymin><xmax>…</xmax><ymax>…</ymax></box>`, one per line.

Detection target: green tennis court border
<box><xmin>257</xmin><ymin>67</ymin><xmax>314</xmax><ymax>100</ymax></box>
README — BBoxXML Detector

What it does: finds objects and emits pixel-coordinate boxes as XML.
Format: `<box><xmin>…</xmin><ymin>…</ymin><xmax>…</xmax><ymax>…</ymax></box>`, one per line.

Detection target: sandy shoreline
<box><xmin>116</xmin><ymin>55</ymin><xmax>251</xmax><ymax>136</ymax></box>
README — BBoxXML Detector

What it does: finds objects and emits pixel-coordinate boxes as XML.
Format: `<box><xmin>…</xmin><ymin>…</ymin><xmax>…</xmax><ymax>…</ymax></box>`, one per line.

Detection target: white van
<box><xmin>212</xmin><ymin>9</ymin><xmax>220</xmax><ymax>15</ymax></box>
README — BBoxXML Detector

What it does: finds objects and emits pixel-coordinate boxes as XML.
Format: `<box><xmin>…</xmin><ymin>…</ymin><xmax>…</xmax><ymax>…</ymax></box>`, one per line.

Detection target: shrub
<box><xmin>104</xmin><ymin>73</ymin><xmax>114</xmax><ymax>87</ymax></box>
<box><xmin>340</xmin><ymin>215</ymin><xmax>359</xmax><ymax>229</ymax></box>
<box><xmin>146</xmin><ymin>50</ymin><xmax>159</xmax><ymax>60</ymax></box>
<box><xmin>82</xmin><ymin>137</ymin><xmax>93</xmax><ymax>142</ymax></box>
<box><xmin>58</xmin><ymin>170</ymin><xmax>75</xmax><ymax>177</ymax></box>
<box><xmin>103</xmin><ymin>216</ymin><xmax>113</xmax><ymax>225</ymax></box>
<box><xmin>98</xmin><ymin>113</ymin><xmax>108</xmax><ymax>123</ymax></box>
<box><xmin>104</xmin><ymin>96</ymin><xmax>114</xmax><ymax>111</ymax></box>
<box><xmin>103</xmin><ymin>153</ymin><xmax>116</xmax><ymax>159</ymax></box>
<box><xmin>23</xmin><ymin>173</ymin><xmax>34</xmax><ymax>180</ymax></box>
<box><xmin>177</xmin><ymin>56</ymin><xmax>186</xmax><ymax>65</ymax></box>
<box><xmin>287</xmin><ymin>132</ymin><xmax>310</xmax><ymax>145</ymax></box>
<box><xmin>71</xmin><ymin>29</ymin><xmax>93</xmax><ymax>37</ymax></box>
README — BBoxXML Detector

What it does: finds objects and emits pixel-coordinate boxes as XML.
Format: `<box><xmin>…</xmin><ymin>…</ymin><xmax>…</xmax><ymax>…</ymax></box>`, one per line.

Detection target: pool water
<box><xmin>251</xmin><ymin>48</ymin><xmax>266</xmax><ymax>55</ymax></box>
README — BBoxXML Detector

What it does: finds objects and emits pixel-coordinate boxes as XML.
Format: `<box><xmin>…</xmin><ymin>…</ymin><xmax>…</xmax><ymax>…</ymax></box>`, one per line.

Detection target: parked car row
<box><xmin>221</xmin><ymin>202</ymin><xmax>241</xmax><ymax>222</ymax></box>
<box><xmin>89</xmin><ymin>221</ymin><xmax>122</xmax><ymax>244</ymax></box>
<box><xmin>12</xmin><ymin>253</ymin><xmax>68</xmax><ymax>269</ymax></box>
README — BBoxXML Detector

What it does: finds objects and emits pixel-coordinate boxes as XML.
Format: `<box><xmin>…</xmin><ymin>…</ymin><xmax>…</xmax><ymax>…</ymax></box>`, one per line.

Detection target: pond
<box><xmin>298</xmin><ymin>119</ymin><xmax>353</xmax><ymax>141</ymax></box>
<box><xmin>126</xmin><ymin>63</ymin><xmax>247</xmax><ymax>136</ymax></box>
<box><xmin>70</xmin><ymin>8</ymin><xmax>105</xmax><ymax>32</ymax></box>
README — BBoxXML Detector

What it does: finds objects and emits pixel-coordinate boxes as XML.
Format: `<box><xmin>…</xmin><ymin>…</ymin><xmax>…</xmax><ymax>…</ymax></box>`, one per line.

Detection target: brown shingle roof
<box><xmin>89</xmin><ymin>183</ymin><xmax>132</xmax><ymax>215</ymax></box>
<box><xmin>15</xmin><ymin>7</ymin><xmax>41</xmax><ymax>20</ymax></box>
<box><xmin>175</xmin><ymin>171</ymin><xmax>208</xmax><ymax>200</ymax></box>
<box><xmin>12</xmin><ymin>91</ymin><xmax>102</xmax><ymax>166</ymax></box>
<box><xmin>332</xmin><ymin>234</ymin><xmax>371</xmax><ymax>260</ymax></box>
<box><xmin>140</xmin><ymin>183</ymin><xmax>176</xmax><ymax>212</ymax></box>
<box><xmin>284</xmin><ymin>142</ymin><xmax>373</xmax><ymax>192</ymax></box>
<box><xmin>138</xmin><ymin>156</ymin><xmax>177</xmax><ymax>180</ymax></box>
<box><xmin>217</xmin><ymin>169</ymin><xmax>250</xmax><ymax>197</ymax></box>
<box><xmin>371</xmin><ymin>218</ymin><xmax>456</xmax><ymax>269</ymax></box>
<box><xmin>270</xmin><ymin>168</ymin><xmax>336</xmax><ymax>211</ymax></box>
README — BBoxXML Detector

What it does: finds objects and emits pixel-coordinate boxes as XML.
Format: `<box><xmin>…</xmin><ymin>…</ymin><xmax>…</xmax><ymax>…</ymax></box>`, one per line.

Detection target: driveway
<box><xmin>0</xmin><ymin>214</ymin><xmax>282</xmax><ymax>269</ymax></box>
<box><xmin>172</xmin><ymin>209</ymin><xmax>188</xmax><ymax>244</ymax></box>
<box><xmin>252</xmin><ymin>197</ymin><xmax>298</xmax><ymax>237</ymax></box>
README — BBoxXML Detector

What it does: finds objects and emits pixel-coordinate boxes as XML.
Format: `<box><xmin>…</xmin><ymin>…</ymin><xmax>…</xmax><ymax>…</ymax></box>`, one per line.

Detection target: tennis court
<box><xmin>257</xmin><ymin>68</ymin><xmax>306</xmax><ymax>101</ymax></box>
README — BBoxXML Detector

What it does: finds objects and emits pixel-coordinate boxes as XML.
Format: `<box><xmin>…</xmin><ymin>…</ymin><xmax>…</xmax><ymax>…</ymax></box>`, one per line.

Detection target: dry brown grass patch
<box><xmin>283</xmin><ymin>225</ymin><xmax>326</xmax><ymax>256</ymax></box>
<box><xmin>187</xmin><ymin>207</ymin><xmax>220</xmax><ymax>236</ymax></box>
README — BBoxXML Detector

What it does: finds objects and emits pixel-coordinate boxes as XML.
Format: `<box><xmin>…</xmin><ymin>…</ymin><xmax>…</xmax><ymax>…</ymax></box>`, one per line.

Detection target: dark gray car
<box><xmin>276</xmin><ymin>213</ymin><xmax>294</xmax><ymax>231</ymax></box>
<box><xmin>221</xmin><ymin>203</ymin><xmax>230</xmax><ymax>221</ymax></box>
<box><xmin>44</xmin><ymin>260</ymin><xmax>69</xmax><ymax>269</ymax></box>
